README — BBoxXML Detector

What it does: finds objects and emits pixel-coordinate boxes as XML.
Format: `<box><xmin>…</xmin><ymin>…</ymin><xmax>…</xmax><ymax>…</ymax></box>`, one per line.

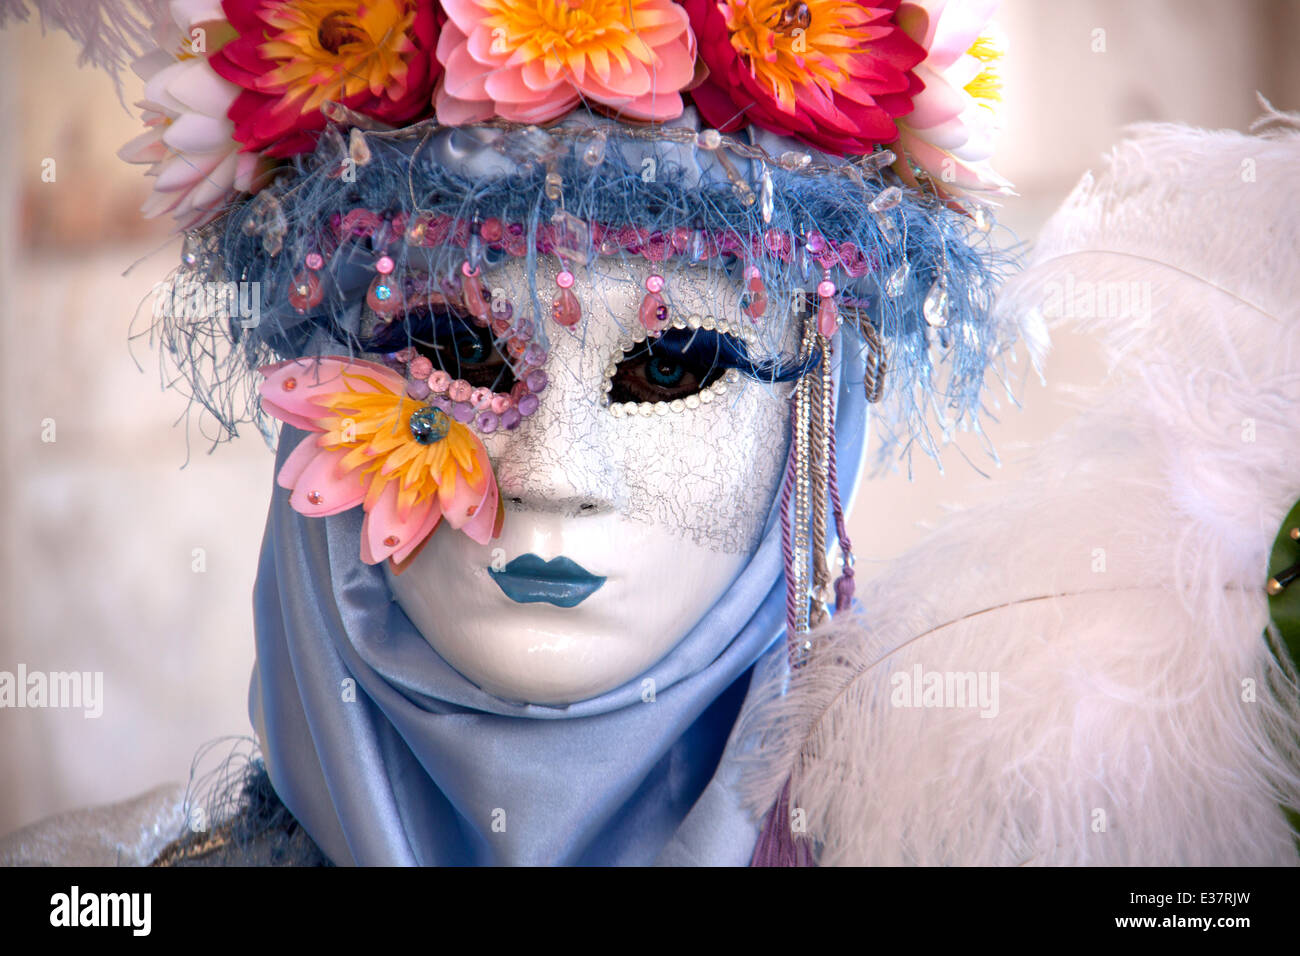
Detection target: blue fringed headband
<box><xmin>149</xmin><ymin>114</ymin><xmax>1017</xmax><ymax>467</ymax></box>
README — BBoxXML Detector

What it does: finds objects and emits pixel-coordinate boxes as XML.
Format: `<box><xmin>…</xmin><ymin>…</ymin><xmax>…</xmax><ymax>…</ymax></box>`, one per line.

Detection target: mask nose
<box><xmin>485</xmin><ymin>328</ymin><xmax>627</xmax><ymax>518</ymax></box>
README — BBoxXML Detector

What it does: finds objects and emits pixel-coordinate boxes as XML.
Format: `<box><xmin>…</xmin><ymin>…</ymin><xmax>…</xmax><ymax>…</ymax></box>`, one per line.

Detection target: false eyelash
<box><xmin>361</xmin><ymin>300</ymin><xmax>480</xmax><ymax>353</ymax></box>
<box><xmin>631</xmin><ymin>327</ymin><xmax>820</xmax><ymax>384</ymax></box>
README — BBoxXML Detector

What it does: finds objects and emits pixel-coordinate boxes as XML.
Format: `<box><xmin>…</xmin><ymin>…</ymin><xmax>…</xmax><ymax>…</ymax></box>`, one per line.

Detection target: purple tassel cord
<box><xmin>826</xmin><ymin>392</ymin><xmax>856</xmax><ymax>612</ymax></box>
<box><xmin>750</xmin><ymin>778</ymin><xmax>815</xmax><ymax>866</ymax></box>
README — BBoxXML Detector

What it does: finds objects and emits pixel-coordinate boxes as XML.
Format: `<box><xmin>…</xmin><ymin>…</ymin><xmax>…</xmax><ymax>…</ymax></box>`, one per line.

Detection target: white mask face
<box><xmin>385</xmin><ymin>256</ymin><xmax>794</xmax><ymax>705</ymax></box>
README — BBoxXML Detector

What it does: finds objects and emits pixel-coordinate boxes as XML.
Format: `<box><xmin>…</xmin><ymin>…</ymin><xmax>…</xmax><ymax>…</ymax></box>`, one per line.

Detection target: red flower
<box><xmin>684</xmin><ymin>0</ymin><xmax>925</xmax><ymax>156</ymax></box>
<box><xmin>211</xmin><ymin>0</ymin><xmax>442</xmax><ymax>157</ymax></box>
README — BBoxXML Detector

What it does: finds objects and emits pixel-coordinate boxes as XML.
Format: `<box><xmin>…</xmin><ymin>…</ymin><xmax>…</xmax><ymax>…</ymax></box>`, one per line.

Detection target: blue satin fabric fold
<box><xmin>249</xmin><ymin>341</ymin><xmax>865</xmax><ymax>866</ymax></box>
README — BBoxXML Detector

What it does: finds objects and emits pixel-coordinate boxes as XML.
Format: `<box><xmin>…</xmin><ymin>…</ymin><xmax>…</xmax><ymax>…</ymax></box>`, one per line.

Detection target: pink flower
<box><xmin>259</xmin><ymin>357</ymin><xmax>503</xmax><ymax>569</ymax></box>
<box><xmin>895</xmin><ymin>0</ymin><xmax>1012</xmax><ymax>197</ymax></box>
<box><xmin>118</xmin><ymin>0</ymin><xmax>270</xmax><ymax>228</ymax></box>
<box><xmin>434</xmin><ymin>0</ymin><xmax>696</xmax><ymax>125</ymax></box>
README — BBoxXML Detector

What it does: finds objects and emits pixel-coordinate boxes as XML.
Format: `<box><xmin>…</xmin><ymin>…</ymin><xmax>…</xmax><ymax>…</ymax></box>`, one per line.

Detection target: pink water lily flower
<box><xmin>896</xmin><ymin>0</ymin><xmax>1013</xmax><ymax>198</ymax></box>
<box><xmin>118</xmin><ymin>0</ymin><xmax>269</xmax><ymax>228</ymax></box>
<box><xmin>259</xmin><ymin>357</ymin><xmax>503</xmax><ymax>570</ymax></box>
<box><xmin>434</xmin><ymin>0</ymin><xmax>696</xmax><ymax>125</ymax></box>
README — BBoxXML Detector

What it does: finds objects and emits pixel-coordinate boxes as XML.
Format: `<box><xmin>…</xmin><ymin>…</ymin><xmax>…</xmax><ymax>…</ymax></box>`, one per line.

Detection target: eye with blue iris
<box><xmin>609</xmin><ymin>330</ymin><xmax>730</xmax><ymax>404</ymax></box>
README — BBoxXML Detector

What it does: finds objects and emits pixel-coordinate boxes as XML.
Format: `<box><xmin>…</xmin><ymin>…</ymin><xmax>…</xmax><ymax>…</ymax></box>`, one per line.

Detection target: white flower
<box><xmin>117</xmin><ymin>0</ymin><xmax>267</xmax><ymax>229</ymax></box>
<box><xmin>896</xmin><ymin>0</ymin><xmax>1013</xmax><ymax>200</ymax></box>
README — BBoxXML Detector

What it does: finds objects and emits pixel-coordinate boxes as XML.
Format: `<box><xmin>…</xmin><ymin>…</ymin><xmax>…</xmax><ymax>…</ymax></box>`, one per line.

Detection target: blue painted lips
<box><xmin>488</xmin><ymin>553</ymin><xmax>606</xmax><ymax>608</ymax></box>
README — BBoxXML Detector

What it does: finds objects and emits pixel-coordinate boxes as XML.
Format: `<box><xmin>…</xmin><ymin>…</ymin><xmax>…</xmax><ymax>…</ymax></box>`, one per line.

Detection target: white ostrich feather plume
<box><xmin>0</xmin><ymin>0</ymin><xmax>169</xmax><ymax>83</ymax></box>
<box><xmin>738</xmin><ymin>110</ymin><xmax>1300</xmax><ymax>865</ymax></box>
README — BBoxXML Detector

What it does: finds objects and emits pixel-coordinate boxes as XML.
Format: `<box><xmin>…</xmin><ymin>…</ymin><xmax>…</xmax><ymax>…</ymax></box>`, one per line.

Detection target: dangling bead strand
<box><xmin>460</xmin><ymin>260</ymin><xmax>490</xmax><ymax>323</ymax></box>
<box><xmin>551</xmin><ymin>266</ymin><xmax>581</xmax><ymax>328</ymax></box>
<box><xmin>816</xmin><ymin>270</ymin><xmax>839</xmax><ymax>337</ymax></box>
<box><xmin>365</xmin><ymin>252</ymin><xmax>401</xmax><ymax>318</ymax></box>
<box><xmin>289</xmin><ymin>250</ymin><xmax>324</xmax><ymax>314</ymax></box>
<box><xmin>639</xmin><ymin>274</ymin><xmax>669</xmax><ymax>334</ymax></box>
<box><xmin>742</xmin><ymin>263</ymin><xmax>767</xmax><ymax>318</ymax></box>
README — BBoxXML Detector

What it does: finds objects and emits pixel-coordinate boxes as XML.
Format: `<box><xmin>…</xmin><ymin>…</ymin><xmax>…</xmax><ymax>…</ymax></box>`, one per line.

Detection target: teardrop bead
<box><xmin>289</xmin><ymin>271</ymin><xmax>322</xmax><ymax>313</ymax></box>
<box><xmin>461</xmin><ymin>273</ymin><xmax>490</xmax><ymax>321</ymax></box>
<box><xmin>923</xmin><ymin>279</ymin><xmax>950</xmax><ymax>327</ymax></box>
<box><xmin>551</xmin><ymin>286</ymin><xmax>581</xmax><ymax>327</ymax></box>
<box><xmin>741</xmin><ymin>292</ymin><xmax>767</xmax><ymax>319</ymax></box>
<box><xmin>885</xmin><ymin>260</ymin><xmax>909</xmax><ymax>298</ymax></box>
<box><xmin>366</xmin><ymin>274</ymin><xmax>401</xmax><ymax>317</ymax></box>
<box><xmin>816</xmin><ymin>296</ymin><xmax>839</xmax><ymax>337</ymax></box>
<box><xmin>639</xmin><ymin>291</ymin><xmax>670</xmax><ymax>333</ymax></box>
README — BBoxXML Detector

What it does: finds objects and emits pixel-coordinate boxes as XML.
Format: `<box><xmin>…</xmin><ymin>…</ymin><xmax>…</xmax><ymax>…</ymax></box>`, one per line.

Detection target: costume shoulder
<box><xmin>0</xmin><ymin>784</ymin><xmax>186</xmax><ymax>866</ymax></box>
<box><xmin>740</xmin><ymin>106</ymin><xmax>1300</xmax><ymax>866</ymax></box>
<box><xmin>0</xmin><ymin>761</ymin><xmax>331</xmax><ymax>867</ymax></box>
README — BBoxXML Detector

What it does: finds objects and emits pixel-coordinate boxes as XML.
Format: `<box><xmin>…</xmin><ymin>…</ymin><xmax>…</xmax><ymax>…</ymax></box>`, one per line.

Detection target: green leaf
<box><xmin>1266</xmin><ymin>497</ymin><xmax>1300</xmax><ymax>671</ymax></box>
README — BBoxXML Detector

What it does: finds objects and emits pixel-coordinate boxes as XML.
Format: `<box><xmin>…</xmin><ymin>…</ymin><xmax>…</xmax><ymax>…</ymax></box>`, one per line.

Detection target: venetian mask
<box><xmin>383</xmin><ymin>255</ymin><xmax>795</xmax><ymax>704</ymax></box>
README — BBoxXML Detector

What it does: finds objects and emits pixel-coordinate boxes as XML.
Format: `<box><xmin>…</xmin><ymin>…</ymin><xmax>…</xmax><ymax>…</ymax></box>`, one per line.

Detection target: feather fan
<box><xmin>738</xmin><ymin>105</ymin><xmax>1300</xmax><ymax>865</ymax></box>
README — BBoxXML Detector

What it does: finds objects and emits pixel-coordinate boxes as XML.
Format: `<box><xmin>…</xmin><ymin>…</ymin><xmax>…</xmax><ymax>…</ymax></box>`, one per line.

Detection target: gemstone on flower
<box><xmin>408</xmin><ymin>406</ymin><xmax>451</xmax><ymax>445</ymax></box>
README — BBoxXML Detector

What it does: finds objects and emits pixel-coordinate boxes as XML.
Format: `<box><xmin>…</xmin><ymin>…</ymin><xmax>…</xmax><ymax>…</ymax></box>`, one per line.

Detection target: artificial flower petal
<box><xmin>258</xmin><ymin>356</ymin><xmax>503</xmax><ymax>565</ymax></box>
<box><xmin>434</xmin><ymin>0</ymin><xmax>693</xmax><ymax>125</ymax></box>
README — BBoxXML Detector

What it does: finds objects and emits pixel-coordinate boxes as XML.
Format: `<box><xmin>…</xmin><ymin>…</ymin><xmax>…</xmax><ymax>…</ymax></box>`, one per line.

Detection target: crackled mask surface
<box><xmin>385</xmin><ymin>256</ymin><xmax>794</xmax><ymax>704</ymax></box>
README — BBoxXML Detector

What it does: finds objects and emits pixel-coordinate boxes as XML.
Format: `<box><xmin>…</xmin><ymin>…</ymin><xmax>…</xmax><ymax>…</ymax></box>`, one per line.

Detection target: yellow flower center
<box><xmin>722</xmin><ymin>0</ymin><xmax>875</xmax><ymax>114</ymax></box>
<box><xmin>963</xmin><ymin>33</ymin><xmax>1002</xmax><ymax>110</ymax></box>
<box><xmin>257</xmin><ymin>0</ymin><xmax>417</xmax><ymax>116</ymax></box>
<box><xmin>479</xmin><ymin>0</ymin><xmax>663</xmax><ymax>78</ymax></box>
<box><xmin>314</xmin><ymin>373</ymin><xmax>484</xmax><ymax>514</ymax></box>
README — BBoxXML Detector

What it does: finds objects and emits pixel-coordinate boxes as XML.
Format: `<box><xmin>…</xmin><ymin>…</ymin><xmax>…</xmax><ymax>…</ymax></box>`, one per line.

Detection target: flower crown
<box><xmin>120</xmin><ymin>0</ymin><xmax>1010</xmax><ymax>229</ymax></box>
<box><xmin>16</xmin><ymin>0</ymin><xmax>1019</xmax><ymax>593</ymax></box>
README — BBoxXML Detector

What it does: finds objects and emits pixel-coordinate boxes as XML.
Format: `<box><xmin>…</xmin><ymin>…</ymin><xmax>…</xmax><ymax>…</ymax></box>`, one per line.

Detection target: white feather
<box><xmin>738</xmin><ymin>117</ymin><xmax>1300</xmax><ymax>865</ymax></box>
<box><xmin>0</xmin><ymin>0</ymin><xmax>169</xmax><ymax>83</ymax></box>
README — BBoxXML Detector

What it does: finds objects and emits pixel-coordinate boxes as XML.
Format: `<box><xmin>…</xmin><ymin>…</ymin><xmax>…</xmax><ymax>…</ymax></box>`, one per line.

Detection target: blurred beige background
<box><xmin>1</xmin><ymin>0</ymin><xmax>1297</xmax><ymax>835</ymax></box>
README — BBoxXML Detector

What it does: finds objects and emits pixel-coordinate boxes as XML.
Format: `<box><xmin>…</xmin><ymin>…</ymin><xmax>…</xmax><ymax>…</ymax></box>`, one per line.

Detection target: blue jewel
<box><xmin>409</xmin><ymin>406</ymin><xmax>450</xmax><ymax>445</ymax></box>
<box><xmin>375</xmin><ymin>284</ymin><xmax>392</xmax><ymax>301</ymax></box>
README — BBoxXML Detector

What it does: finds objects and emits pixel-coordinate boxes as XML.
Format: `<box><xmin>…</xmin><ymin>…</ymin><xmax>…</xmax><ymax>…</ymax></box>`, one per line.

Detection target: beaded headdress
<box><xmin>10</xmin><ymin>0</ymin><xmax>1021</xmax><ymax>650</ymax></box>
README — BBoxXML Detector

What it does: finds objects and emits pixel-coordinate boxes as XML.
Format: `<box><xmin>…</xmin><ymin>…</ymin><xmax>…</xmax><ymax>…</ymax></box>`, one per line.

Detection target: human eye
<box><xmin>604</xmin><ymin>320</ymin><xmax>805</xmax><ymax>414</ymax></box>
<box><xmin>364</xmin><ymin>288</ymin><xmax>520</xmax><ymax>394</ymax></box>
<box><xmin>607</xmin><ymin>333</ymin><xmax>727</xmax><ymax>405</ymax></box>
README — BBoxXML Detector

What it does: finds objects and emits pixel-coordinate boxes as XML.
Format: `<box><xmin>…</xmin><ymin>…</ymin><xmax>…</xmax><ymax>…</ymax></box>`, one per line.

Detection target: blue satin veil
<box><xmin>249</xmin><ymin>339</ymin><xmax>866</xmax><ymax>865</ymax></box>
